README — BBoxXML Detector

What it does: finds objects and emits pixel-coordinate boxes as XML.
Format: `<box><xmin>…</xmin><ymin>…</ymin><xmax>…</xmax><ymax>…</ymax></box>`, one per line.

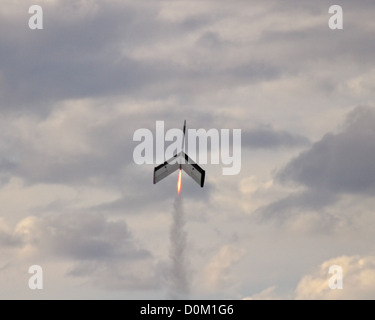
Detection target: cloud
<box><xmin>1</xmin><ymin>0</ymin><xmax>375</xmax><ymax>299</ymax></box>
<box><xmin>243</xmin><ymin>286</ymin><xmax>281</xmax><ymax>300</ymax></box>
<box><xmin>0</xmin><ymin>218</ymin><xmax>23</xmax><ymax>247</ymax></box>
<box><xmin>16</xmin><ymin>213</ymin><xmax>148</xmax><ymax>259</ymax></box>
<box><xmin>256</xmin><ymin>191</ymin><xmax>337</xmax><ymax>222</ymax></box>
<box><xmin>0</xmin><ymin>97</ymin><xmax>217</xmax><ymax>205</ymax></box>
<box><xmin>279</xmin><ymin>106</ymin><xmax>375</xmax><ymax>194</ymax></box>
<box><xmin>243</xmin><ymin>126</ymin><xmax>310</xmax><ymax>149</ymax></box>
<box><xmin>257</xmin><ymin>106</ymin><xmax>375</xmax><ymax>219</ymax></box>
<box><xmin>0</xmin><ymin>101</ymin><xmax>135</xmax><ymax>186</ymax></box>
<box><xmin>1</xmin><ymin>0</ymin><xmax>281</xmax><ymax>110</ymax></box>
<box><xmin>7</xmin><ymin>0</ymin><xmax>365</xmax><ymax>112</ymax></box>
<box><xmin>3</xmin><ymin>212</ymin><xmax>160</xmax><ymax>290</ymax></box>
<box><xmin>295</xmin><ymin>255</ymin><xmax>375</xmax><ymax>299</ymax></box>
<box><xmin>202</xmin><ymin>245</ymin><xmax>244</xmax><ymax>292</ymax></box>
<box><xmin>244</xmin><ymin>255</ymin><xmax>375</xmax><ymax>300</ymax></box>
<box><xmin>0</xmin><ymin>1</ymin><xmax>170</xmax><ymax>107</ymax></box>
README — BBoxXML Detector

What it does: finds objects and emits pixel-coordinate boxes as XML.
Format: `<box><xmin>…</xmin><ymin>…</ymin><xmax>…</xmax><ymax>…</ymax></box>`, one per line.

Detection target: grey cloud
<box><xmin>278</xmin><ymin>106</ymin><xmax>375</xmax><ymax>194</ymax></box>
<box><xmin>29</xmin><ymin>213</ymin><xmax>149</xmax><ymax>261</ymax></box>
<box><xmin>3</xmin><ymin>0</ymin><xmax>369</xmax><ymax>119</ymax></box>
<box><xmin>252</xmin><ymin>1</ymin><xmax>375</xmax><ymax>90</ymax></box>
<box><xmin>256</xmin><ymin>191</ymin><xmax>337</xmax><ymax>222</ymax></box>
<box><xmin>0</xmin><ymin>108</ymin><xmax>141</xmax><ymax>187</ymax></box>
<box><xmin>2</xmin><ymin>0</ymin><xmax>375</xmax><ymax>108</ymax></box>
<box><xmin>84</xmin><ymin>259</ymin><xmax>163</xmax><ymax>291</ymax></box>
<box><xmin>257</xmin><ymin>106</ymin><xmax>375</xmax><ymax>218</ymax></box>
<box><xmin>1</xmin><ymin>0</ymin><xmax>375</xmax><ymax>298</ymax></box>
<box><xmin>0</xmin><ymin>1</ymin><xmax>171</xmax><ymax>107</ymax></box>
<box><xmin>21</xmin><ymin>212</ymin><xmax>160</xmax><ymax>290</ymax></box>
<box><xmin>0</xmin><ymin>229</ymin><xmax>23</xmax><ymax>247</ymax></box>
<box><xmin>228</xmin><ymin>63</ymin><xmax>280</xmax><ymax>83</ymax></box>
<box><xmin>93</xmin><ymin>177</ymin><xmax>213</xmax><ymax>215</ymax></box>
<box><xmin>243</xmin><ymin>126</ymin><xmax>310</xmax><ymax>149</ymax></box>
<box><xmin>0</xmin><ymin>0</ymin><xmax>284</xmax><ymax>111</ymax></box>
<box><xmin>0</xmin><ymin>107</ymin><xmax>217</xmax><ymax>194</ymax></box>
<box><xmin>0</xmin><ymin>208</ymin><xmax>160</xmax><ymax>290</ymax></box>
<box><xmin>196</xmin><ymin>31</ymin><xmax>226</xmax><ymax>49</ymax></box>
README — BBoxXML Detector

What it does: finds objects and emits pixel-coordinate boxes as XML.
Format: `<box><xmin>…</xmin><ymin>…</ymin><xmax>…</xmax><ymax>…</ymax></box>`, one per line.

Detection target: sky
<box><xmin>1</xmin><ymin>0</ymin><xmax>375</xmax><ymax>300</ymax></box>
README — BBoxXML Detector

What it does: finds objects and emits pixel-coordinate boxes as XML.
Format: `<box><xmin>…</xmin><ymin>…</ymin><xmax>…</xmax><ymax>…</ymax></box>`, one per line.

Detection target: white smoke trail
<box><xmin>168</xmin><ymin>195</ymin><xmax>190</xmax><ymax>299</ymax></box>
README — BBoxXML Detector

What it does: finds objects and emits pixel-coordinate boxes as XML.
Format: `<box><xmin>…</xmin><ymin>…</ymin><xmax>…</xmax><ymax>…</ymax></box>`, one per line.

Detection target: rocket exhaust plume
<box><xmin>177</xmin><ymin>170</ymin><xmax>182</xmax><ymax>194</ymax></box>
<box><xmin>168</xmin><ymin>194</ymin><xmax>189</xmax><ymax>299</ymax></box>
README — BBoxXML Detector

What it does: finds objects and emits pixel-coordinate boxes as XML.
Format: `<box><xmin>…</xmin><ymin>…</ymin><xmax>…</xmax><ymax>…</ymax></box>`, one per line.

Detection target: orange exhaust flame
<box><xmin>177</xmin><ymin>169</ymin><xmax>182</xmax><ymax>194</ymax></box>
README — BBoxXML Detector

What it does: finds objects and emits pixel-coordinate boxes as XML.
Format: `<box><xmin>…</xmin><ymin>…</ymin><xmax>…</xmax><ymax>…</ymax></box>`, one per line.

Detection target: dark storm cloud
<box><xmin>243</xmin><ymin>126</ymin><xmax>310</xmax><ymax>149</ymax></box>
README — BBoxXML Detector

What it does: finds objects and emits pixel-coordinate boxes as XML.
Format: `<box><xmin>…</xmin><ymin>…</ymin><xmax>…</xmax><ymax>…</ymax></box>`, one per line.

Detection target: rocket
<box><xmin>153</xmin><ymin>120</ymin><xmax>205</xmax><ymax>190</ymax></box>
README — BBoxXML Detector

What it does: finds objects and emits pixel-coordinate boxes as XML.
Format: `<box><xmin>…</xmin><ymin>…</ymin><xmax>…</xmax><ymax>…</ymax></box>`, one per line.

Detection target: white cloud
<box><xmin>0</xmin><ymin>212</ymin><xmax>160</xmax><ymax>294</ymax></box>
<box><xmin>344</xmin><ymin>69</ymin><xmax>375</xmax><ymax>97</ymax></box>
<box><xmin>296</xmin><ymin>255</ymin><xmax>375</xmax><ymax>299</ymax></box>
<box><xmin>202</xmin><ymin>245</ymin><xmax>244</xmax><ymax>292</ymax></box>
<box><xmin>243</xmin><ymin>286</ymin><xmax>281</xmax><ymax>300</ymax></box>
<box><xmin>243</xmin><ymin>255</ymin><xmax>375</xmax><ymax>300</ymax></box>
